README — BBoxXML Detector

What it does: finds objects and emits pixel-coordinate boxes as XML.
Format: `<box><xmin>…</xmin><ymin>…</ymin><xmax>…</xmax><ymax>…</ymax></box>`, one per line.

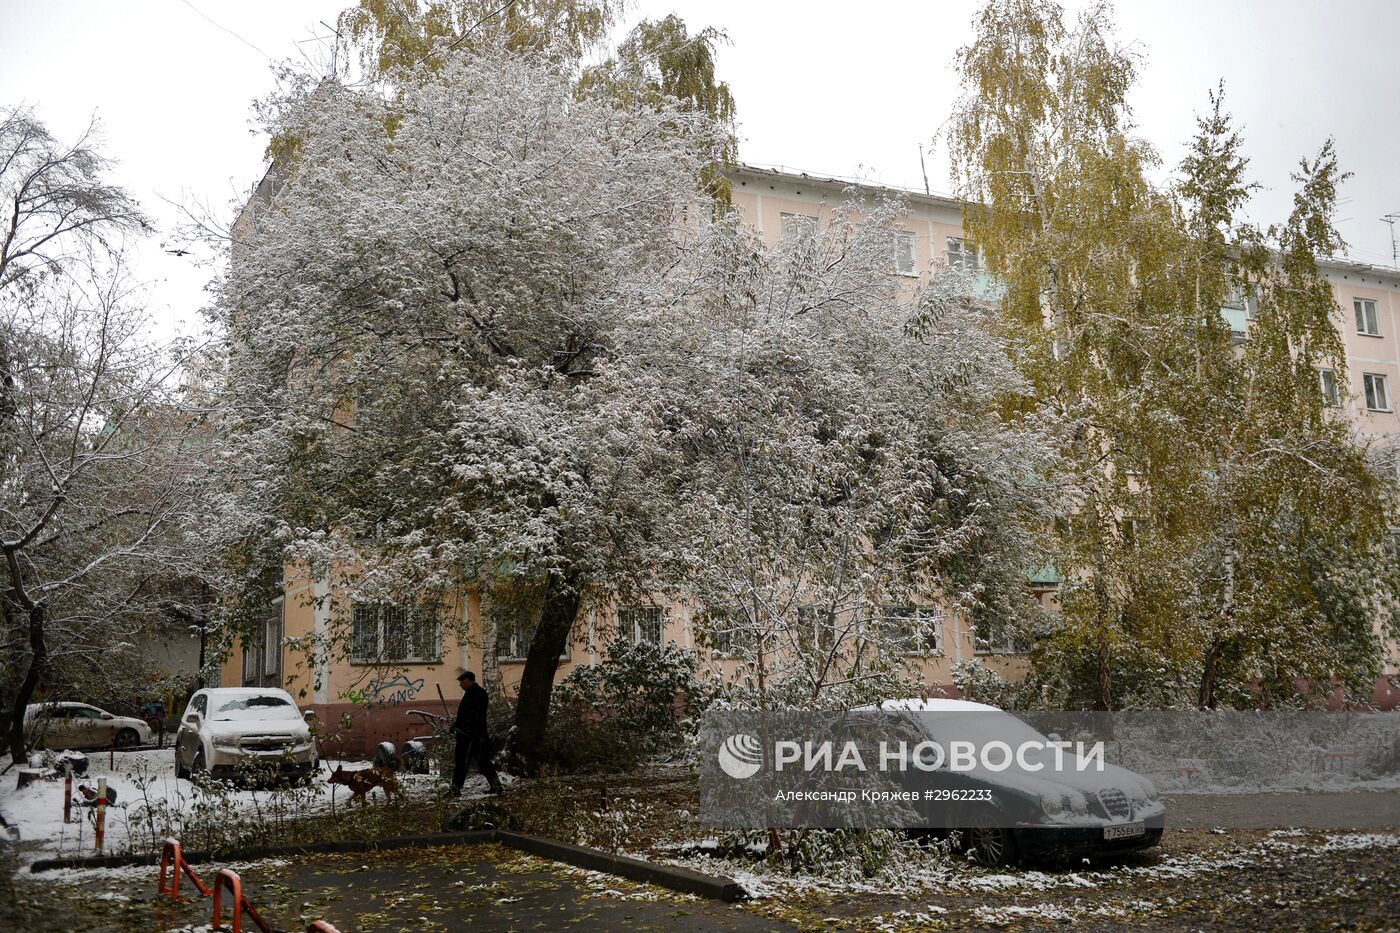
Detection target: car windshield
<box><xmin>921</xmin><ymin>712</ymin><xmax>1050</xmax><ymax>746</ymax></box>
<box><xmin>212</xmin><ymin>696</ymin><xmax>298</xmax><ymax>721</ymax></box>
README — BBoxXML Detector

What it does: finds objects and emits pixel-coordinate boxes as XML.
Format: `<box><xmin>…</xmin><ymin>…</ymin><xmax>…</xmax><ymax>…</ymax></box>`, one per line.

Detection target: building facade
<box><xmin>219</xmin><ymin>165</ymin><xmax>1400</xmax><ymax>752</ymax></box>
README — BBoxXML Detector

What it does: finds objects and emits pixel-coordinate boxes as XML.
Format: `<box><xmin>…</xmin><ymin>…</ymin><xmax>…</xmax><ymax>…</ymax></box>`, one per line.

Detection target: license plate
<box><xmin>1104</xmin><ymin>821</ymin><xmax>1145</xmax><ymax>840</ymax></box>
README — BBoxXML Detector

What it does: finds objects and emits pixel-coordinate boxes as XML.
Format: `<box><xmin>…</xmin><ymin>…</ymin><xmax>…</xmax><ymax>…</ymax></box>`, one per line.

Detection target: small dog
<box><xmin>328</xmin><ymin>764</ymin><xmax>398</xmax><ymax>806</ymax></box>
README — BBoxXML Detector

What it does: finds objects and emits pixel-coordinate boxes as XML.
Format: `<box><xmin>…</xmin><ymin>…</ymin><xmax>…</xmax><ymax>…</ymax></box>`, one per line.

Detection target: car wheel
<box><xmin>964</xmin><ymin>807</ymin><xmax>1018</xmax><ymax>867</ymax></box>
<box><xmin>114</xmin><ymin>728</ymin><xmax>140</xmax><ymax>749</ymax></box>
<box><xmin>192</xmin><ymin>748</ymin><xmax>207</xmax><ymax>777</ymax></box>
<box><xmin>175</xmin><ymin>748</ymin><xmax>190</xmax><ymax>780</ymax></box>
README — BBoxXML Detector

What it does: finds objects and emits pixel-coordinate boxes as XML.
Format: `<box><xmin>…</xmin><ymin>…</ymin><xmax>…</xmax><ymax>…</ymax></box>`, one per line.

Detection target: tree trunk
<box><xmin>6</xmin><ymin>602</ymin><xmax>46</xmax><ymax>764</ymax></box>
<box><xmin>510</xmin><ymin>574</ymin><xmax>582</xmax><ymax>771</ymax></box>
<box><xmin>480</xmin><ymin>595</ymin><xmax>502</xmax><ymax>702</ymax></box>
<box><xmin>1199</xmin><ymin>547</ymin><xmax>1234</xmax><ymax>710</ymax></box>
<box><xmin>1094</xmin><ymin>630</ymin><xmax>1112</xmax><ymax>711</ymax></box>
<box><xmin>1198</xmin><ymin>637</ymin><xmax>1221</xmax><ymax>710</ymax></box>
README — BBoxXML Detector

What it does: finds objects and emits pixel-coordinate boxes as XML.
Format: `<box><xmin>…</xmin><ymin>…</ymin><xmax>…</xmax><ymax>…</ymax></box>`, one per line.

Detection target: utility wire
<box><xmin>178</xmin><ymin>0</ymin><xmax>274</xmax><ymax>62</ymax></box>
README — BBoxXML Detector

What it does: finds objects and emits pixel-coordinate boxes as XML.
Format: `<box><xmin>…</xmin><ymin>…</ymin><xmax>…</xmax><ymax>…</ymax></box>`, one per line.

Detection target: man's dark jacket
<box><xmin>453</xmin><ymin>683</ymin><xmax>490</xmax><ymax>740</ymax></box>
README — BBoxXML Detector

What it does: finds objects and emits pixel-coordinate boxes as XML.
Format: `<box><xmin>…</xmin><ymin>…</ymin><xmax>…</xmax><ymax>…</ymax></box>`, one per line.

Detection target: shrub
<box><xmin>543</xmin><ymin>638</ymin><xmax>706</xmax><ymax>772</ymax></box>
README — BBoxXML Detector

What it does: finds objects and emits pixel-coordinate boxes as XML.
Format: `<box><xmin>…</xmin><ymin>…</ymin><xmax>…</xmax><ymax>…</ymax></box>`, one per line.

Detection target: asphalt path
<box><xmin>260</xmin><ymin>843</ymin><xmax>792</xmax><ymax>932</ymax></box>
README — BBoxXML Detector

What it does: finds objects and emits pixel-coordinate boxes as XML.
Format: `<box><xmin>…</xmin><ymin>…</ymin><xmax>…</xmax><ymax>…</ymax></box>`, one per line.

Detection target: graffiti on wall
<box><xmin>366</xmin><ymin>674</ymin><xmax>426</xmax><ymax>708</ymax></box>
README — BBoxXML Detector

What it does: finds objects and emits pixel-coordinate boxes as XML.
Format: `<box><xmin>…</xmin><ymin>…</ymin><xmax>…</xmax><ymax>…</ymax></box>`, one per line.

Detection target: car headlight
<box><xmin>1067</xmin><ymin>789</ymin><xmax>1088</xmax><ymax>816</ymax></box>
<box><xmin>213</xmin><ymin>738</ymin><xmax>240</xmax><ymax>750</ymax></box>
<box><xmin>1142</xmin><ymin>779</ymin><xmax>1159</xmax><ymax>802</ymax></box>
<box><xmin>1040</xmin><ymin>791</ymin><xmax>1068</xmax><ymax>820</ymax></box>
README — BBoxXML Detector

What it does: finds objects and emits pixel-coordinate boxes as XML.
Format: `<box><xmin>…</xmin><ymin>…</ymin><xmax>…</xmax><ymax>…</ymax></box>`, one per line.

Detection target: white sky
<box><xmin>3</xmin><ymin>0</ymin><xmax>1397</xmax><ymax>336</ymax></box>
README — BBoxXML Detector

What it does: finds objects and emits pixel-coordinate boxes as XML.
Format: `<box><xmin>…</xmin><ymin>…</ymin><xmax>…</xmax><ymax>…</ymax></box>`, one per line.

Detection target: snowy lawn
<box><xmin>0</xmin><ymin>749</ymin><xmax>480</xmax><ymax>862</ymax></box>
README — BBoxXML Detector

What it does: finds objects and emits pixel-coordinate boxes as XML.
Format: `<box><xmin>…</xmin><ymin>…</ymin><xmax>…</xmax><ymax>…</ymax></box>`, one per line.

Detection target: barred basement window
<box><xmin>351</xmin><ymin>602</ymin><xmax>440</xmax><ymax>664</ymax></box>
<box><xmin>617</xmin><ymin>605</ymin><xmax>664</xmax><ymax>645</ymax></box>
<box><xmin>975</xmin><ymin>618</ymin><xmax>1028</xmax><ymax>655</ymax></box>
<box><xmin>702</xmin><ymin>607</ymin><xmax>756</xmax><ymax>657</ymax></box>
<box><xmin>494</xmin><ymin>600</ymin><xmax>571</xmax><ymax>663</ymax></box>
<box><xmin>879</xmin><ymin>605</ymin><xmax>942</xmax><ymax>656</ymax></box>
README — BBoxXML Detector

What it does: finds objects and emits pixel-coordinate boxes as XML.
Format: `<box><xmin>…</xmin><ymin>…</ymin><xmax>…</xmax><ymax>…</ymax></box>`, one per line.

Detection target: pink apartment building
<box><xmin>220</xmin><ymin>165</ymin><xmax>1400</xmax><ymax>753</ymax></box>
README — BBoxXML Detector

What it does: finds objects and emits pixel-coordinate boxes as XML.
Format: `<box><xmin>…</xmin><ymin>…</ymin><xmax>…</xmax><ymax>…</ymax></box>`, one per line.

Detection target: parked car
<box><xmin>24</xmin><ymin>702</ymin><xmax>153</xmax><ymax>751</ymax></box>
<box><xmin>875</xmin><ymin>698</ymin><xmax>1165</xmax><ymax>866</ymax></box>
<box><xmin>174</xmin><ymin>687</ymin><xmax>316</xmax><ymax>783</ymax></box>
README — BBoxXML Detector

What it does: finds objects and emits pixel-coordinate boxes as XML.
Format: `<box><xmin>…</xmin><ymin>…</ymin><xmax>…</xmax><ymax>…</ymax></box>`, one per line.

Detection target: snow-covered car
<box><xmin>24</xmin><ymin>702</ymin><xmax>152</xmax><ymax>751</ymax></box>
<box><xmin>874</xmin><ymin>698</ymin><xmax>1165</xmax><ymax>866</ymax></box>
<box><xmin>174</xmin><ymin>688</ymin><xmax>316</xmax><ymax>783</ymax></box>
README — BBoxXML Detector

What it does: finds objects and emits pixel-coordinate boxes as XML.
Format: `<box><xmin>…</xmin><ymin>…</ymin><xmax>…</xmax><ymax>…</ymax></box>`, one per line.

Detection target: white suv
<box><xmin>175</xmin><ymin>688</ymin><xmax>316</xmax><ymax>783</ymax></box>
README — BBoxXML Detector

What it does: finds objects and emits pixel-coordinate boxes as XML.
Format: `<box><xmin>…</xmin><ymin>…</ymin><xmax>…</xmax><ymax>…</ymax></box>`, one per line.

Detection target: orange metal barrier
<box><xmin>158</xmin><ymin>837</ymin><xmax>326</xmax><ymax>933</ymax></box>
<box><xmin>158</xmin><ymin>838</ymin><xmax>211</xmax><ymax>900</ymax></box>
<box><xmin>211</xmin><ymin>868</ymin><xmax>272</xmax><ymax>933</ymax></box>
<box><xmin>94</xmin><ymin>778</ymin><xmax>106</xmax><ymax>853</ymax></box>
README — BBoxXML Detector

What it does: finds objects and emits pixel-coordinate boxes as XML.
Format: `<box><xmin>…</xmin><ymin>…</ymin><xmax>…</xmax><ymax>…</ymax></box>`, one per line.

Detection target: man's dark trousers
<box><xmin>451</xmin><ymin>732</ymin><xmax>501</xmax><ymax>795</ymax></box>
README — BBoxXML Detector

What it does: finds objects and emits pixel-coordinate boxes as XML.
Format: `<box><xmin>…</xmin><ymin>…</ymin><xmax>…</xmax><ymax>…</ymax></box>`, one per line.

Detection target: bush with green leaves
<box><xmin>544</xmin><ymin>637</ymin><xmax>706</xmax><ymax>772</ymax></box>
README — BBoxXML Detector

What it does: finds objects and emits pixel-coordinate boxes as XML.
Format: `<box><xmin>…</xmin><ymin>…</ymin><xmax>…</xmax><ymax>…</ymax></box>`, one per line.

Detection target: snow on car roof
<box><xmin>871</xmin><ymin>697</ymin><xmax>1003</xmax><ymax>713</ymax></box>
<box><xmin>200</xmin><ymin>687</ymin><xmax>294</xmax><ymax>697</ymax></box>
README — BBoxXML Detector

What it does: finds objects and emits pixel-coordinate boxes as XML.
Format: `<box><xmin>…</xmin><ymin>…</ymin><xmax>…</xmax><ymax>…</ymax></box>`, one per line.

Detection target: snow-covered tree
<box><xmin>214</xmin><ymin>47</ymin><xmax>725</xmax><ymax>767</ymax></box>
<box><xmin>644</xmin><ymin>205</ymin><xmax>1060</xmax><ymax>712</ymax></box>
<box><xmin>0</xmin><ymin>108</ymin><xmax>212</xmax><ymax>762</ymax></box>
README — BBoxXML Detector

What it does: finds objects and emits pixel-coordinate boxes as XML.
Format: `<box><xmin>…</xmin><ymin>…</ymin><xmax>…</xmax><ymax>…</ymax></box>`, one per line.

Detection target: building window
<box><xmin>243</xmin><ymin>602</ymin><xmax>284</xmax><ymax>687</ymax></box>
<box><xmin>1119</xmin><ymin>517</ymin><xmax>1148</xmax><ymax>548</ymax></box>
<box><xmin>798</xmin><ymin>606</ymin><xmax>840</xmax><ymax>653</ymax></box>
<box><xmin>891</xmin><ymin>230</ymin><xmax>917</xmax><ymax>276</ymax></box>
<box><xmin>878</xmin><ymin>605</ymin><xmax>942</xmax><ymax>656</ymax></box>
<box><xmin>494</xmin><ymin>600</ymin><xmax>570</xmax><ymax>663</ymax></box>
<box><xmin>617</xmin><ymin>605</ymin><xmax>664</xmax><ymax>646</ymax></box>
<box><xmin>701</xmin><ymin>607</ymin><xmax>755</xmax><ymax>657</ymax></box>
<box><xmin>1224</xmin><ymin>283</ymin><xmax>1258</xmax><ymax>319</ymax></box>
<box><xmin>779</xmin><ymin>212</ymin><xmax>817</xmax><ymax>242</ymax></box>
<box><xmin>946</xmin><ymin>237</ymin><xmax>980</xmax><ymax>273</ymax></box>
<box><xmin>1319</xmin><ymin>369</ymin><xmax>1341</xmax><ymax>408</ymax></box>
<box><xmin>1363</xmin><ymin>373</ymin><xmax>1391</xmax><ymax>412</ymax></box>
<box><xmin>974</xmin><ymin>618</ymin><xmax>1026</xmax><ymax>655</ymax></box>
<box><xmin>1355</xmin><ymin>298</ymin><xmax>1380</xmax><ymax>336</ymax></box>
<box><xmin>351</xmin><ymin>602</ymin><xmax>440</xmax><ymax>664</ymax></box>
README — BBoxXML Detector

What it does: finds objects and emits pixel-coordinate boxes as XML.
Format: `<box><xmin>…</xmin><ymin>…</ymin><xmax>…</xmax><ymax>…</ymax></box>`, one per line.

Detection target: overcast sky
<box><xmin>3</xmin><ymin>0</ymin><xmax>1397</xmax><ymax>336</ymax></box>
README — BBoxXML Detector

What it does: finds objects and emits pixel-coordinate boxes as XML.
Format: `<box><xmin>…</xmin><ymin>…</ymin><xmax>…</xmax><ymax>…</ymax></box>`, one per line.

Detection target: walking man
<box><xmin>451</xmin><ymin>670</ymin><xmax>503</xmax><ymax>796</ymax></box>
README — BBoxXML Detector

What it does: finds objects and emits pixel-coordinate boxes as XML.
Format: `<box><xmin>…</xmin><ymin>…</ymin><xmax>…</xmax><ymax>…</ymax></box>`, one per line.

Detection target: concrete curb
<box><xmin>28</xmin><ymin>829</ymin><xmax>746</xmax><ymax>902</ymax></box>
<box><xmin>27</xmin><ymin>830</ymin><xmax>500</xmax><ymax>872</ymax></box>
<box><xmin>497</xmin><ymin>831</ymin><xmax>746</xmax><ymax>902</ymax></box>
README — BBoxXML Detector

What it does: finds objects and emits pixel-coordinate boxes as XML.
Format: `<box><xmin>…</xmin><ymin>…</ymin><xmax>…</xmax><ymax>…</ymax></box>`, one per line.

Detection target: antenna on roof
<box><xmin>918</xmin><ymin>145</ymin><xmax>931</xmax><ymax>197</ymax></box>
<box><xmin>1383</xmin><ymin>213</ymin><xmax>1400</xmax><ymax>271</ymax></box>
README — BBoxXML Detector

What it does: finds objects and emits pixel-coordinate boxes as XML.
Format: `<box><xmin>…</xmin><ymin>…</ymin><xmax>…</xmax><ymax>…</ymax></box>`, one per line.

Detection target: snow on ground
<box><xmin>0</xmin><ymin>748</ymin><xmax>442</xmax><ymax>862</ymax></box>
<box><xmin>662</xmin><ymin>831</ymin><xmax>1400</xmax><ymax>901</ymax></box>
